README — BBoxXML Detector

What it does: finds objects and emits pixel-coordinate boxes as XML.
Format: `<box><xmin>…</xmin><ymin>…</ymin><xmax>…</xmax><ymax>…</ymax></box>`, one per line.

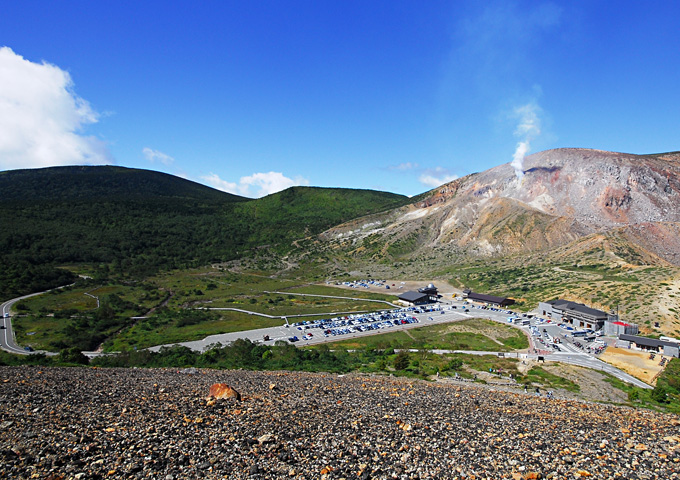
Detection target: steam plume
<box><xmin>511</xmin><ymin>102</ymin><xmax>542</xmax><ymax>179</ymax></box>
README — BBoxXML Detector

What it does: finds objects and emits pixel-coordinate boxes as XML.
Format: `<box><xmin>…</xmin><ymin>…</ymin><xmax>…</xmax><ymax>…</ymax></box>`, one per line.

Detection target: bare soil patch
<box><xmin>600</xmin><ymin>346</ymin><xmax>669</xmax><ymax>385</ymax></box>
<box><xmin>653</xmin><ymin>278</ymin><xmax>680</xmax><ymax>335</ymax></box>
<box><xmin>327</xmin><ymin>279</ymin><xmax>460</xmax><ymax>297</ymax></box>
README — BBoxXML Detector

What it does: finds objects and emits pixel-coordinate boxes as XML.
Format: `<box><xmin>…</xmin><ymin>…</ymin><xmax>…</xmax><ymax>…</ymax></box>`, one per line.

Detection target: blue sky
<box><xmin>1</xmin><ymin>1</ymin><xmax>679</xmax><ymax>198</ymax></box>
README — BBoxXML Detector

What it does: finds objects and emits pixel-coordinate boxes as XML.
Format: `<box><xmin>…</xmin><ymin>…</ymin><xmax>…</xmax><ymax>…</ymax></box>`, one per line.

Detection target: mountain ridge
<box><xmin>0</xmin><ymin>165</ymin><xmax>408</xmax><ymax>298</ymax></box>
<box><xmin>0</xmin><ymin>165</ymin><xmax>247</xmax><ymax>203</ymax></box>
<box><xmin>321</xmin><ymin>147</ymin><xmax>680</xmax><ymax>265</ymax></box>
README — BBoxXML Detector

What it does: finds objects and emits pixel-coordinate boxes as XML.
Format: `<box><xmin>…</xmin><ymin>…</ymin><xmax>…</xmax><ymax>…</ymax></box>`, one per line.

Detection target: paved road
<box><xmin>148</xmin><ymin>299</ymin><xmax>652</xmax><ymax>389</ymax></box>
<box><xmin>543</xmin><ymin>351</ymin><xmax>651</xmax><ymax>389</ymax></box>
<box><xmin>1</xmin><ymin>291</ymin><xmax>51</xmax><ymax>355</ymax></box>
<box><xmin>0</xmin><ymin>287</ymin><xmax>655</xmax><ymax>389</ymax></box>
<box><xmin>147</xmin><ymin>304</ymin><xmax>471</xmax><ymax>352</ymax></box>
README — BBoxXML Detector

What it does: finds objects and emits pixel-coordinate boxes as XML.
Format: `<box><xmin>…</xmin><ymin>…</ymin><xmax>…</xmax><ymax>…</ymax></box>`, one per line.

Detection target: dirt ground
<box><xmin>542</xmin><ymin>362</ymin><xmax>630</xmax><ymax>404</ymax></box>
<box><xmin>599</xmin><ymin>346</ymin><xmax>669</xmax><ymax>385</ymax></box>
<box><xmin>443</xmin><ymin>361</ymin><xmax>631</xmax><ymax>404</ymax></box>
<box><xmin>327</xmin><ymin>279</ymin><xmax>461</xmax><ymax>297</ymax></box>
<box><xmin>653</xmin><ymin>277</ymin><xmax>680</xmax><ymax>335</ymax></box>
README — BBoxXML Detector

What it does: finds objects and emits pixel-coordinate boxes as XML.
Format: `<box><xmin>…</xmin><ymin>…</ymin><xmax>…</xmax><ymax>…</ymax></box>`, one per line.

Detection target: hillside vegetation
<box><xmin>0</xmin><ymin>166</ymin><xmax>408</xmax><ymax>299</ymax></box>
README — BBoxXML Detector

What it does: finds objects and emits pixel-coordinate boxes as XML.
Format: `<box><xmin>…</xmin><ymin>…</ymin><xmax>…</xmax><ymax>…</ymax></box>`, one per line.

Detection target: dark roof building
<box><xmin>618</xmin><ymin>334</ymin><xmax>680</xmax><ymax>358</ymax></box>
<box><xmin>538</xmin><ymin>299</ymin><xmax>611</xmax><ymax>330</ymax></box>
<box><xmin>398</xmin><ymin>291</ymin><xmax>430</xmax><ymax>305</ymax></box>
<box><xmin>465</xmin><ymin>291</ymin><xmax>514</xmax><ymax>307</ymax></box>
<box><xmin>417</xmin><ymin>283</ymin><xmax>439</xmax><ymax>302</ymax></box>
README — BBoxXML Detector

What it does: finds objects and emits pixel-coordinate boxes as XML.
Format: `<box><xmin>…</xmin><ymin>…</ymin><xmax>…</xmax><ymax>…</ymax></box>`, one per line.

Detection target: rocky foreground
<box><xmin>1</xmin><ymin>367</ymin><xmax>679</xmax><ymax>479</ymax></box>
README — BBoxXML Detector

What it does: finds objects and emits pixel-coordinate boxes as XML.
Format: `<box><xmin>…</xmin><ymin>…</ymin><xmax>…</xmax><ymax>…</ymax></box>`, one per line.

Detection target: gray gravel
<box><xmin>1</xmin><ymin>366</ymin><xmax>679</xmax><ymax>479</ymax></box>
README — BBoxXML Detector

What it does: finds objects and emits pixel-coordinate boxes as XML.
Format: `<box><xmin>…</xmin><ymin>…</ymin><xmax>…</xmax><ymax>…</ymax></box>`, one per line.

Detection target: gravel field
<box><xmin>1</xmin><ymin>366</ymin><xmax>679</xmax><ymax>479</ymax></box>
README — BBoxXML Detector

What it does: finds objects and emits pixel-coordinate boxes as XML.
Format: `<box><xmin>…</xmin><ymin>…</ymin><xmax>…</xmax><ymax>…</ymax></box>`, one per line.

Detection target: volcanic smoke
<box><xmin>511</xmin><ymin>102</ymin><xmax>542</xmax><ymax>180</ymax></box>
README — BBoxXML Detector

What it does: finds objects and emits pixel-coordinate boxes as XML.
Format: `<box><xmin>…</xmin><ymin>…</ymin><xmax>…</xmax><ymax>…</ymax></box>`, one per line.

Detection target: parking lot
<box><xmin>282</xmin><ymin>300</ymin><xmax>528</xmax><ymax>346</ymax></box>
<box><xmin>524</xmin><ymin>317</ymin><xmax>609</xmax><ymax>356</ymax></box>
<box><xmin>151</xmin><ymin>297</ymin><xmax>611</xmax><ymax>358</ymax></box>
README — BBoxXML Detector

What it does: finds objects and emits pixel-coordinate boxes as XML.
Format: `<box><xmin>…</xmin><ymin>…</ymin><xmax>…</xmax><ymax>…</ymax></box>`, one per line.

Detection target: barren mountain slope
<box><xmin>322</xmin><ymin>148</ymin><xmax>680</xmax><ymax>265</ymax></box>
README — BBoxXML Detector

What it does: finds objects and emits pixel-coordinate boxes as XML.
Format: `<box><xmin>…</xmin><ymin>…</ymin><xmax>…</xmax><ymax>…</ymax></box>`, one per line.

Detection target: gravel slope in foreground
<box><xmin>1</xmin><ymin>367</ymin><xmax>679</xmax><ymax>479</ymax></box>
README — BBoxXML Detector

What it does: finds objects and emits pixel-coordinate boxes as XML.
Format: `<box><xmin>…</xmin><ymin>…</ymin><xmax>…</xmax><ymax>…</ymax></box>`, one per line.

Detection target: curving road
<box><xmin>1</xmin><ymin>291</ymin><xmax>50</xmax><ymax>354</ymax></box>
<box><xmin>0</xmin><ymin>287</ymin><xmax>655</xmax><ymax>389</ymax></box>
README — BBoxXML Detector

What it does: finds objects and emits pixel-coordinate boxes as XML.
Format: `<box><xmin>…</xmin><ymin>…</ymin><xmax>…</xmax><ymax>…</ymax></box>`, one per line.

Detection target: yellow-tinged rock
<box><xmin>577</xmin><ymin>470</ymin><xmax>592</xmax><ymax>477</ymax></box>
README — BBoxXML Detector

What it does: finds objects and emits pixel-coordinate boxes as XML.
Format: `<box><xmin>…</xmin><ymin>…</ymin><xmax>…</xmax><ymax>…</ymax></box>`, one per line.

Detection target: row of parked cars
<box><xmin>287</xmin><ymin>308</ymin><xmax>422</xmax><ymax>342</ymax></box>
<box><xmin>335</xmin><ymin>279</ymin><xmax>389</xmax><ymax>289</ymax></box>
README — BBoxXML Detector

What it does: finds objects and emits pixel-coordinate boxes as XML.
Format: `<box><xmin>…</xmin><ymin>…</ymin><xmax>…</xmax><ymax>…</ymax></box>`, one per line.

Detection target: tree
<box><xmin>651</xmin><ymin>384</ymin><xmax>669</xmax><ymax>404</ymax></box>
<box><xmin>59</xmin><ymin>347</ymin><xmax>89</xmax><ymax>365</ymax></box>
<box><xmin>393</xmin><ymin>351</ymin><xmax>410</xmax><ymax>370</ymax></box>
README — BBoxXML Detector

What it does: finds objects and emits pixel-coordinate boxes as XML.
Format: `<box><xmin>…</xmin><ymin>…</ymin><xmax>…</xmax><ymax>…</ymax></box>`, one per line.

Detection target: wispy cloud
<box><xmin>201</xmin><ymin>171</ymin><xmax>310</xmax><ymax>198</ymax></box>
<box><xmin>419</xmin><ymin>167</ymin><xmax>458</xmax><ymax>188</ymax></box>
<box><xmin>0</xmin><ymin>47</ymin><xmax>110</xmax><ymax>170</ymax></box>
<box><xmin>386</xmin><ymin>160</ymin><xmax>458</xmax><ymax>190</ymax></box>
<box><xmin>388</xmin><ymin>162</ymin><xmax>420</xmax><ymax>171</ymax></box>
<box><xmin>142</xmin><ymin>147</ymin><xmax>174</xmax><ymax>165</ymax></box>
<box><xmin>455</xmin><ymin>1</ymin><xmax>562</xmax><ymax>85</ymax></box>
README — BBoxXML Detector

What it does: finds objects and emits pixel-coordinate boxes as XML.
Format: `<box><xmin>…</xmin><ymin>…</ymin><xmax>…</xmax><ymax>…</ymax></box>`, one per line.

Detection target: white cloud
<box><xmin>142</xmin><ymin>147</ymin><xmax>174</xmax><ymax>165</ymax></box>
<box><xmin>0</xmin><ymin>47</ymin><xmax>110</xmax><ymax>170</ymax></box>
<box><xmin>419</xmin><ymin>167</ymin><xmax>458</xmax><ymax>188</ymax></box>
<box><xmin>201</xmin><ymin>171</ymin><xmax>309</xmax><ymax>198</ymax></box>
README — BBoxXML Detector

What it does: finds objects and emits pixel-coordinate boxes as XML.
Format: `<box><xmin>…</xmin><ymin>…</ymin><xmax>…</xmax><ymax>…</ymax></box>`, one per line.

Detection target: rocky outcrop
<box><xmin>1</xmin><ymin>367</ymin><xmax>678</xmax><ymax>479</ymax></box>
<box><xmin>322</xmin><ymin>148</ymin><xmax>680</xmax><ymax>265</ymax></box>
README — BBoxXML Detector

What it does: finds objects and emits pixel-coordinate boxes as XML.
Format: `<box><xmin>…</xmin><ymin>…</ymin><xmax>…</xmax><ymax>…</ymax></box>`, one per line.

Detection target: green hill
<box><xmin>0</xmin><ymin>166</ymin><xmax>408</xmax><ymax>299</ymax></box>
<box><xmin>0</xmin><ymin>165</ymin><xmax>246</xmax><ymax>203</ymax></box>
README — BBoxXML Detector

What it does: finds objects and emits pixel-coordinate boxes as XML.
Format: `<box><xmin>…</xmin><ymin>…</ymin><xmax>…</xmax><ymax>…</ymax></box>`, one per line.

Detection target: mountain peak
<box><xmin>324</xmin><ymin>148</ymin><xmax>680</xmax><ymax>266</ymax></box>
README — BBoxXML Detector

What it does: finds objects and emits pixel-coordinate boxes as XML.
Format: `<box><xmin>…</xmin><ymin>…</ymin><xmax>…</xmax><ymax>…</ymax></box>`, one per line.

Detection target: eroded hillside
<box><xmin>312</xmin><ymin>148</ymin><xmax>680</xmax><ymax>336</ymax></box>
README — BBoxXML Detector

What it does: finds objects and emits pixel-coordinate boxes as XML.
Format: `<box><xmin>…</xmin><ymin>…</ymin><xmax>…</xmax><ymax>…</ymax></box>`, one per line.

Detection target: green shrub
<box><xmin>393</xmin><ymin>351</ymin><xmax>410</xmax><ymax>370</ymax></box>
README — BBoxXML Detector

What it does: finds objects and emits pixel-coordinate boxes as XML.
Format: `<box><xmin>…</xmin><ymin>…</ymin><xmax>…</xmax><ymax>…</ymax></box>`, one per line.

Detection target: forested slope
<box><xmin>0</xmin><ymin>166</ymin><xmax>408</xmax><ymax>298</ymax></box>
